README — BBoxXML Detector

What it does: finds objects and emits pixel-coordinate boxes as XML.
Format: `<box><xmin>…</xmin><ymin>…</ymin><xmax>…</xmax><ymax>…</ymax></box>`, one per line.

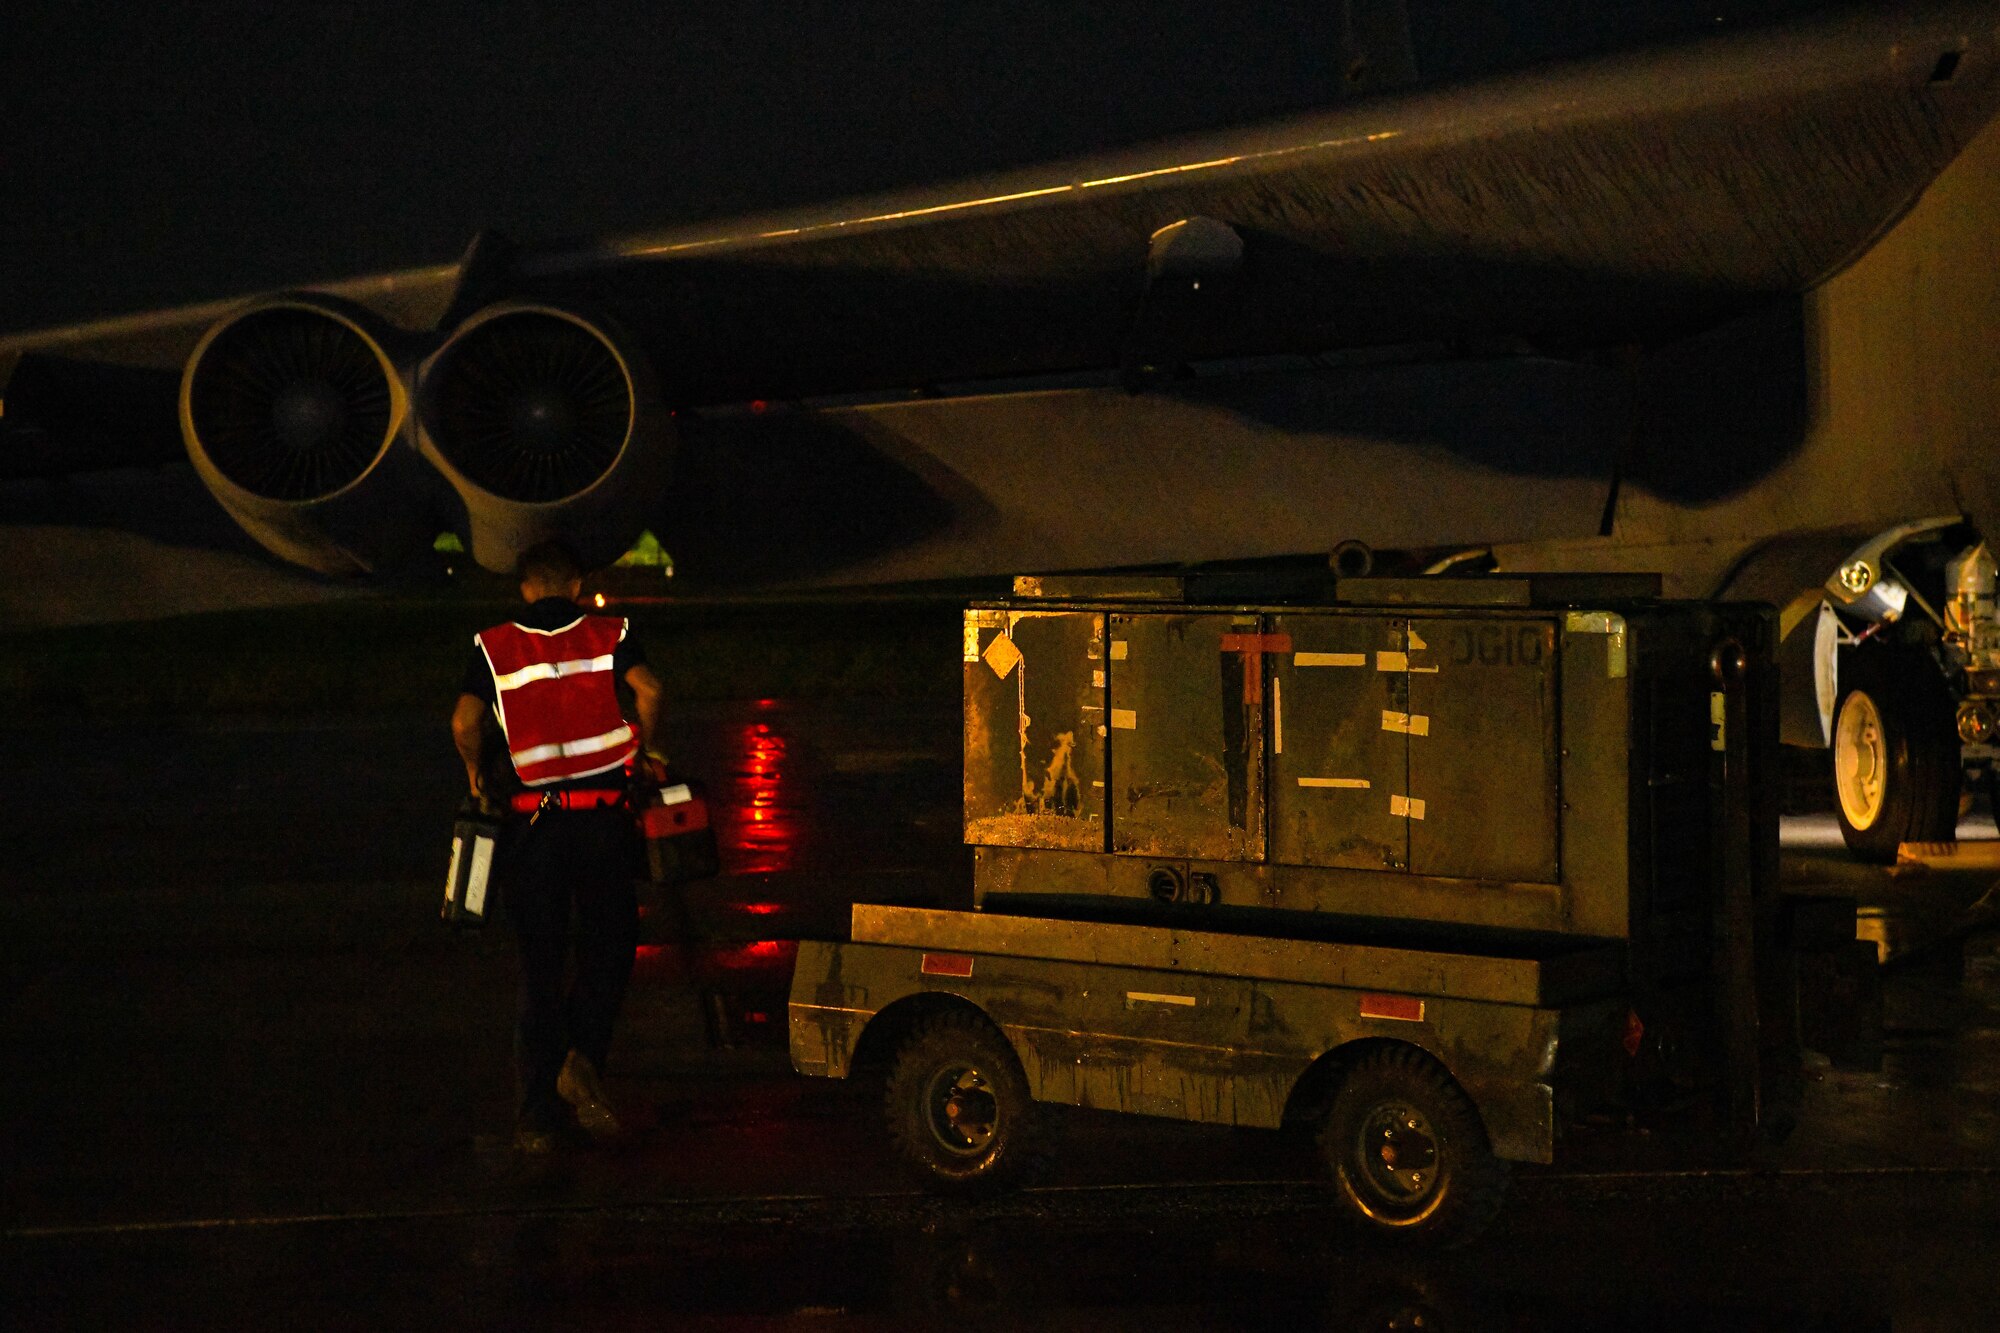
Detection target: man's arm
<box><xmin>451</xmin><ymin>693</ymin><xmax>490</xmax><ymax>797</ymax></box>
<box><xmin>625</xmin><ymin>663</ymin><xmax>665</xmax><ymax>760</ymax></box>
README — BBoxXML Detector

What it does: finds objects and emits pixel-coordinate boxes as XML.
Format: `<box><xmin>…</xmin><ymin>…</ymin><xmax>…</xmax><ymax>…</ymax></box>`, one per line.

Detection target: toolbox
<box><xmin>641</xmin><ymin>778</ymin><xmax>721</xmax><ymax>885</ymax></box>
<box><xmin>441</xmin><ymin>800</ymin><xmax>503</xmax><ymax>927</ymax></box>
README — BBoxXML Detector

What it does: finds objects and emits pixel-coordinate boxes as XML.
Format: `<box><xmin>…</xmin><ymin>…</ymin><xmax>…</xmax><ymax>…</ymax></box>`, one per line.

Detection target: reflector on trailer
<box><xmin>1359</xmin><ymin>993</ymin><xmax>1425</xmax><ymax>1022</ymax></box>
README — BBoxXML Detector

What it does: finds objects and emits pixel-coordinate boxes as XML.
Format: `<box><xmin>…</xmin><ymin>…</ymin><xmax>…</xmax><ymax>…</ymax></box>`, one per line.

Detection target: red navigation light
<box><xmin>737</xmin><ymin>902</ymin><xmax>782</xmax><ymax>915</ymax></box>
<box><xmin>749</xmin><ymin>399</ymin><xmax>769</xmax><ymax>415</ymax></box>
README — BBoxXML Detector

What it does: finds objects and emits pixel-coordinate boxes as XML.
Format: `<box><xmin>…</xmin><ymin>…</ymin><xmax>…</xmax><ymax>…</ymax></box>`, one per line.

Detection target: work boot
<box><xmin>556</xmin><ymin>1050</ymin><xmax>621</xmax><ymax>1140</ymax></box>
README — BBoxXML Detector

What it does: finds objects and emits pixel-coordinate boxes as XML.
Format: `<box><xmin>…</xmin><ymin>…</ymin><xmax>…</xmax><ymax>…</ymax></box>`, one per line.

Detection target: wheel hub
<box><xmin>924</xmin><ymin>1063</ymin><xmax>998</xmax><ymax>1157</ymax></box>
<box><xmin>1834</xmin><ymin>690</ymin><xmax>1888</xmax><ymax>830</ymax></box>
<box><xmin>1358</xmin><ymin>1101</ymin><xmax>1440</xmax><ymax>1205</ymax></box>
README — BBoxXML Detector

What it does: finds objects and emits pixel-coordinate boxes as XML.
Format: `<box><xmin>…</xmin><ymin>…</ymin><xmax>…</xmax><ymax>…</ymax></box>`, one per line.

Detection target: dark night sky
<box><xmin>1</xmin><ymin>1</ymin><xmax>1833</xmax><ymax>336</ymax></box>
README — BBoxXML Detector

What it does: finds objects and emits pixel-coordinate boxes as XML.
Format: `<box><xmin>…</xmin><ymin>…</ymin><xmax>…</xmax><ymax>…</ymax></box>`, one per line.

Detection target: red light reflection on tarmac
<box><xmin>632</xmin><ymin>942</ymin><xmax>685</xmax><ymax>983</ymax></box>
<box><xmin>704</xmin><ymin>938</ymin><xmax>798</xmax><ymax>973</ymax></box>
<box><xmin>631</xmin><ymin>938</ymin><xmax>796</xmax><ymax>999</ymax></box>
<box><xmin>721</xmin><ymin>716</ymin><xmax>799</xmax><ymax>876</ymax></box>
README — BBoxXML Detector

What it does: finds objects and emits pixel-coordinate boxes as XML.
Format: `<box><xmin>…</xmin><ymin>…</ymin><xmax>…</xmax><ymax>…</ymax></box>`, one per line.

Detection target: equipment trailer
<box><xmin>789</xmin><ymin>572</ymin><xmax>1861</xmax><ymax>1245</ymax></box>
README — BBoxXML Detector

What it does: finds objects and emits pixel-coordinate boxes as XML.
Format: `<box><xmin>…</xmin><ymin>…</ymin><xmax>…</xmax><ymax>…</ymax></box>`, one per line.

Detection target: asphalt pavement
<box><xmin>3</xmin><ymin>704</ymin><xmax>1997</xmax><ymax>1330</ymax></box>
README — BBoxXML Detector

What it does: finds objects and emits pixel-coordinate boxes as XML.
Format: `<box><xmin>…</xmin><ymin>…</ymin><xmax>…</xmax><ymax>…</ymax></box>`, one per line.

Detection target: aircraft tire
<box><xmin>1319</xmin><ymin>1044</ymin><xmax>1510</xmax><ymax>1248</ymax></box>
<box><xmin>884</xmin><ymin>1010</ymin><xmax>1052</xmax><ymax>1196</ymax></box>
<box><xmin>1831</xmin><ymin>645</ymin><xmax>1961</xmax><ymax>863</ymax></box>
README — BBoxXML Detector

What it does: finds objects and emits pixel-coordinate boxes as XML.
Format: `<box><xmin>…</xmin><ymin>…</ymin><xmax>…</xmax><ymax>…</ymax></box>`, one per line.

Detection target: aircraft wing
<box><xmin>9</xmin><ymin>4</ymin><xmax>1999</xmax><ymax>396</ymax></box>
<box><xmin>3</xmin><ymin>1</ymin><xmax>1996</xmax><ymax>577</ymax></box>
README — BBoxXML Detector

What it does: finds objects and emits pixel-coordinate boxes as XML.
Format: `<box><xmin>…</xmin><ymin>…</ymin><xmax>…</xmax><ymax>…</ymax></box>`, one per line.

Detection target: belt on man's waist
<box><xmin>509</xmin><ymin>788</ymin><xmax>627</xmax><ymax>813</ymax></box>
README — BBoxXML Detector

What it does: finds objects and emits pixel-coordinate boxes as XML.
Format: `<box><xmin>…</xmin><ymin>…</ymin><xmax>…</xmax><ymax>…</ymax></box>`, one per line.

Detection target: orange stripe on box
<box><xmin>1359</xmin><ymin>993</ymin><xmax>1425</xmax><ymax>1022</ymax></box>
<box><xmin>1219</xmin><ymin>633</ymin><xmax>1294</xmax><ymax>654</ymax></box>
<box><xmin>921</xmin><ymin>952</ymin><xmax>975</xmax><ymax>978</ymax></box>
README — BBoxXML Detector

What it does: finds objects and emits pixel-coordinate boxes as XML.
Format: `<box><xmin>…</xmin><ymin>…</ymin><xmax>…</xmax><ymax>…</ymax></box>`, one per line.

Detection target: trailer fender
<box><xmin>790</xmin><ymin>939</ymin><xmax>1004</xmax><ymax>1080</ymax></box>
<box><xmin>1287</xmin><ymin>1031</ymin><xmax>1557</xmax><ymax>1167</ymax></box>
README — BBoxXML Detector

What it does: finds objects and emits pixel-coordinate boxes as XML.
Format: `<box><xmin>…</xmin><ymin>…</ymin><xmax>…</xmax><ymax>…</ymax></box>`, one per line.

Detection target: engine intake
<box><xmin>418</xmin><ymin>305</ymin><xmax>671</xmax><ymax>572</ymax></box>
<box><xmin>180</xmin><ymin>295</ymin><xmax>431</xmax><ymax>574</ymax></box>
<box><xmin>186</xmin><ymin>307</ymin><xmax>394</xmax><ymax>501</ymax></box>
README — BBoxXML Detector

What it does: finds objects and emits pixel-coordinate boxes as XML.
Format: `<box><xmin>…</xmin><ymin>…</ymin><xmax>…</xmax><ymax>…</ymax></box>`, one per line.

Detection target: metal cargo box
<box><xmin>965</xmin><ymin>576</ymin><xmax>1777</xmax><ymax>944</ymax></box>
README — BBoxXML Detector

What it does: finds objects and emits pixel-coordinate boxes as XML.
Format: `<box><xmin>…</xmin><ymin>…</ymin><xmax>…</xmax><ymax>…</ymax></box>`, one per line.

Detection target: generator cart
<box><xmin>789</xmin><ymin>572</ymin><xmax>1856</xmax><ymax>1244</ymax></box>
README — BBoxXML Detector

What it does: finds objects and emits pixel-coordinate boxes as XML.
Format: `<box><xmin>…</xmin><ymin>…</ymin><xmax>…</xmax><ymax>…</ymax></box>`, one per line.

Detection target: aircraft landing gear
<box><xmin>1832</xmin><ymin>645</ymin><xmax>1961</xmax><ymax>862</ymax></box>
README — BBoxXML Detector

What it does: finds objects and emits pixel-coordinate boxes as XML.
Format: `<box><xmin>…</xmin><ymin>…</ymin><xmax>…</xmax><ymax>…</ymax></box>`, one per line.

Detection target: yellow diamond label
<box><xmin>983</xmin><ymin>633</ymin><xmax>1023</xmax><ymax>680</ymax></box>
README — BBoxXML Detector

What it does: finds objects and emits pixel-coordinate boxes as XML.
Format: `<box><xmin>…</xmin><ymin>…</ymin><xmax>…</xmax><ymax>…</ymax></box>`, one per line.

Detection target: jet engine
<box><xmin>179</xmin><ymin>294</ymin><xmax>434</xmax><ymax>574</ymax></box>
<box><xmin>416</xmin><ymin>303</ymin><xmax>671</xmax><ymax>573</ymax></box>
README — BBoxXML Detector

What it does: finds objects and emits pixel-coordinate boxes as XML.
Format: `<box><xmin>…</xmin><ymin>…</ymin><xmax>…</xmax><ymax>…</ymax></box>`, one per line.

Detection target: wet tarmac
<box><xmin>3</xmin><ymin>701</ymin><xmax>1998</xmax><ymax>1329</ymax></box>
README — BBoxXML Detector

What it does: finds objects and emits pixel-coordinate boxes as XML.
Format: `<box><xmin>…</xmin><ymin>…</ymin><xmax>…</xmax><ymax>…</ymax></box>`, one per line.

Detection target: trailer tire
<box><xmin>1319</xmin><ymin>1046</ymin><xmax>1509</xmax><ymax>1248</ymax></box>
<box><xmin>1832</xmin><ymin>646</ymin><xmax>1960</xmax><ymax>863</ymax></box>
<box><xmin>884</xmin><ymin>1011</ymin><xmax>1051</xmax><ymax>1196</ymax></box>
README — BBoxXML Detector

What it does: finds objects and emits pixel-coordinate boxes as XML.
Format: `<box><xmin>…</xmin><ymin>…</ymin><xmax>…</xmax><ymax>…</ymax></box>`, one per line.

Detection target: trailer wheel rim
<box><xmin>1353</xmin><ymin>1100</ymin><xmax>1442</xmax><ymax>1210</ymax></box>
<box><xmin>1834</xmin><ymin>689</ymin><xmax>1888</xmax><ymax>831</ymax></box>
<box><xmin>923</xmin><ymin>1062</ymin><xmax>999</xmax><ymax>1158</ymax></box>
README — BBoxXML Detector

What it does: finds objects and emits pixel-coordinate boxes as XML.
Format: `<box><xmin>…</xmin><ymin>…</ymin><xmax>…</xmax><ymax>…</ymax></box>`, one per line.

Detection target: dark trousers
<box><xmin>498</xmin><ymin>807</ymin><xmax>641</xmax><ymax>1131</ymax></box>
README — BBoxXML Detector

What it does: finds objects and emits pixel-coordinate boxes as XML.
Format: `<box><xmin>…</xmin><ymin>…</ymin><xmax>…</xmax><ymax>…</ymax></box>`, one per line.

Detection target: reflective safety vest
<box><xmin>476</xmin><ymin>614</ymin><xmax>638</xmax><ymax>787</ymax></box>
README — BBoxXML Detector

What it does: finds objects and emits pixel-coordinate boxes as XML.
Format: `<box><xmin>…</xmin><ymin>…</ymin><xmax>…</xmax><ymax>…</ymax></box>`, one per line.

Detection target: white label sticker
<box><xmin>1299</xmin><ymin>777</ymin><xmax>1370</xmax><ymax>789</ymax></box>
<box><xmin>658</xmin><ymin>783</ymin><xmax>692</xmax><ymax>805</ymax></box>
<box><xmin>1390</xmin><ymin>794</ymin><xmax>1428</xmax><ymax>820</ymax></box>
<box><xmin>1295</xmin><ymin>651</ymin><xmax>1365</xmax><ymax>667</ymax></box>
<box><xmin>465</xmin><ymin>834</ymin><xmax>494</xmax><ymax>915</ymax></box>
<box><xmin>445</xmin><ymin>835</ymin><xmax>463</xmax><ymax>904</ymax></box>
<box><xmin>1110</xmin><ymin>640</ymin><xmax>1128</xmax><ymax>660</ymax></box>
<box><xmin>1110</xmin><ymin>709</ymin><xmax>1138</xmax><ymax>730</ymax></box>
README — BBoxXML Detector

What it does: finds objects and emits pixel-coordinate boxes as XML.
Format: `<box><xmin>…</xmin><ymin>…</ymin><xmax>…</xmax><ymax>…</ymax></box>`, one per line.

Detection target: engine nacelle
<box><xmin>180</xmin><ymin>294</ymin><xmax>435</xmax><ymax>574</ymax></box>
<box><xmin>416</xmin><ymin>303</ymin><xmax>672</xmax><ymax>573</ymax></box>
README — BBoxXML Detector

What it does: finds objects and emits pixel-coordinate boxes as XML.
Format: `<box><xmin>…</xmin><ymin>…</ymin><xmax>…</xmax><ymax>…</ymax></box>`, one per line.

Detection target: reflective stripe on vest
<box><xmin>476</xmin><ymin>615</ymin><xmax>639</xmax><ymax>786</ymax></box>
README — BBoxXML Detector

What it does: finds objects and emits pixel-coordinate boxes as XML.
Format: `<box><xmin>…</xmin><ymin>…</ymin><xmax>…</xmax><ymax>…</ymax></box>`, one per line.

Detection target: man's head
<box><xmin>516</xmin><ymin>540</ymin><xmax>585</xmax><ymax>603</ymax></box>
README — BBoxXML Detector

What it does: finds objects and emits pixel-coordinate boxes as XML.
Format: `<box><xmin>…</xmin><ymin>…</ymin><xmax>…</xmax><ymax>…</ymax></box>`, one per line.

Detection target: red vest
<box><xmin>476</xmin><ymin>614</ymin><xmax>638</xmax><ymax>787</ymax></box>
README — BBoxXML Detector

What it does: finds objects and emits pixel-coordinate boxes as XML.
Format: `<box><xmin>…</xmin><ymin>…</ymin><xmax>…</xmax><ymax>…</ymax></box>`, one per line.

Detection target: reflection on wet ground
<box><xmin>3</xmin><ymin>704</ymin><xmax>1998</xmax><ymax>1328</ymax></box>
<box><xmin>723</xmin><ymin>702</ymin><xmax>801</xmax><ymax>877</ymax></box>
<box><xmin>10</xmin><ymin>1165</ymin><xmax>1997</xmax><ymax>1329</ymax></box>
